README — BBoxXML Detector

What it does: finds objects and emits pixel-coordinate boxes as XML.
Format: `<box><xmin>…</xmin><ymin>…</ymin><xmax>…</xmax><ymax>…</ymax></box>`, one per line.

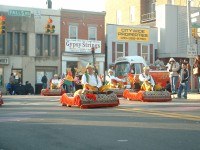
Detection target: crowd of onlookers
<box><xmin>7</xmin><ymin>73</ymin><xmax>34</xmax><ymax>95</ymax></box>
<box><xmin>157</xmin><ymin>56</ymin><xmax>200</xmax><ymax>99</ymax></box>
<box><xmin>5</xmin><ymin>55</ymin><xmax>200</xmax><ymax>97</ymax></box>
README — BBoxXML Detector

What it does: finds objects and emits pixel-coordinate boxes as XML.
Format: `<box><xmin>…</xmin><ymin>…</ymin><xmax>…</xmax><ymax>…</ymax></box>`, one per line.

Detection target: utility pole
<box><xmin>187</xmin><ymin>0</ymin><xmax>195</xmax><ymax>91</ymax></box>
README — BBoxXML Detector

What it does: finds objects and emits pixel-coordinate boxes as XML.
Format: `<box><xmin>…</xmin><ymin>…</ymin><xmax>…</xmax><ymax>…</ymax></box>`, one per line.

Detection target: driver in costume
<box><xmin>139</xmin><ymin>66</ymin><xmax>155</xmax><ymax>91</ymax></box>
<box><xmin>81</xmin><ymin>63</ymin><xmax>110</xmax><ymax>93</ymax></box>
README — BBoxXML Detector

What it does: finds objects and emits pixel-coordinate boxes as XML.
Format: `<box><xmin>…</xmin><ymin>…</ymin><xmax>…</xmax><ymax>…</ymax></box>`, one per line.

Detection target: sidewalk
<box><xmin>172</xmin><ymin>92</ymin><xmax>200</xmax><ymax>100</ymax></box>
<box><xmin>187</xmin><ymin>93</ymin><xmax>200</xmax><ymax>100</ymax></box>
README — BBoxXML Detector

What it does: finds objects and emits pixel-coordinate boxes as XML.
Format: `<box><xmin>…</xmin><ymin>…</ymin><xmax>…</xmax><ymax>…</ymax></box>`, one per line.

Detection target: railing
<box><xmin>141</xmin><ymin>11</ymin><xmax>156</xmax><ymax>23</ymax></box>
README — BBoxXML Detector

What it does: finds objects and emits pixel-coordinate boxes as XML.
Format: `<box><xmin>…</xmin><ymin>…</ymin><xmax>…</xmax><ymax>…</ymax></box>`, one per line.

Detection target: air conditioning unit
<box><xmin>0</xmin><ymin>57</ymin><xmax>9</xmax><ymax>65</ymax></box>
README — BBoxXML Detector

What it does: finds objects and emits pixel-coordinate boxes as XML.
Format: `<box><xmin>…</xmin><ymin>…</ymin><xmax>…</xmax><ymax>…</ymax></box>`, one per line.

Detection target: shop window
<box><xmin>12</xmin><ymin>69</ymin><xmax>23</xmax><ymax>84</ymax></box>
<box><xmin>88</xmin><ymin>27</ymin><xmax>97</xmax><ymax>40</ymax></box>
<box><xmin>69</xmin><ymin>25</ymin><xmax>78</xmax><ymax>39</ymax></box>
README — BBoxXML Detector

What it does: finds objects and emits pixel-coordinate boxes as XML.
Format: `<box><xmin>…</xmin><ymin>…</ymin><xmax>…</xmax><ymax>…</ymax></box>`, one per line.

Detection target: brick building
<box><xmin>60</xmin><ymin>9</ymin><xmax>106</xmax><ymax>75</ymax></box>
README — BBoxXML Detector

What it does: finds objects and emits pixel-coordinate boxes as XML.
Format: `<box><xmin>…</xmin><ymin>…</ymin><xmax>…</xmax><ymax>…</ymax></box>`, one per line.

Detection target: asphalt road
<box><xmin>0</xmin><ymin>95</ymin><xmax>200</xmax><ymax>150</ymax></box>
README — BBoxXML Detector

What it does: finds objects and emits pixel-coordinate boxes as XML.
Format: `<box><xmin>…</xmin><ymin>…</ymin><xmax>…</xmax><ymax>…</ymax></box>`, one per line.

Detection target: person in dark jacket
<box><xmin>177</xmin><ymin>62</ymin><xmax>189</xmax><ymax>99</ymax></box>
<box><xmin>41</xmin><ymin>74</ymin><xmax>48</xmax><ymax>89</ymax></box>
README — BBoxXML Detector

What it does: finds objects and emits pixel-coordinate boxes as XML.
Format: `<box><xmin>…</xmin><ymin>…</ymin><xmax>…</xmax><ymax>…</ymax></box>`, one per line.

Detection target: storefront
<box><xmin>61</xmin><ymin>39</ymin><xmax>105</xmax><ymax>75</ymax></box>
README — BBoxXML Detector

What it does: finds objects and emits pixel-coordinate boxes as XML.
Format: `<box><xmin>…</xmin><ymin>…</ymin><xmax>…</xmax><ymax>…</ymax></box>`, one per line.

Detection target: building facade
<box><xmin>0</xmin><ymin>5</ymin><xmax>61</xmax><ymax>93</ymax></box>
<box><xmin>60</xmin><ymin>9</ymin><xmax>106</xmax><ymax>75</ymax></box>
<box><xmin>105</xmin><ymin>0</ymin><xmax>200</xmax><ymax>65</ymax></box>
<box><xmin>106</xmin><ymin>24</ymin><xmax>158</xmax><ymax>67</ymax></box>
<box><xmin>105</xmin><ymin>0</ymin><xmax>200</xmax><ymax>26</ymax></box>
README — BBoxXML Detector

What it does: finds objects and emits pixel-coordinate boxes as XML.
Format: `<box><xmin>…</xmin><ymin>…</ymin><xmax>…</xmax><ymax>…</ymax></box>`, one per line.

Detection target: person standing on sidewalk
<box><xmin>41</xmin><ymin>74</ymin><xmax>48</xmax><ymax>89</ymax></box>
<box><xmin>166</xmin><ymin>58</ymin><xmax>180</xmax><ymax>94</ymax></box>
<box><xmin>193</xmin><ymin>55</ymin><xmax>200</xmax><ymax>94</ymax></box>
<box><xmin>177</xmin><ymin>62</ymin><xmax>189</xmax><ymax>99</ymax></box>
<box><xmin>9</xmin><ymin>73</ymin><xmax>16</xmax><ymax>95</ymax></box>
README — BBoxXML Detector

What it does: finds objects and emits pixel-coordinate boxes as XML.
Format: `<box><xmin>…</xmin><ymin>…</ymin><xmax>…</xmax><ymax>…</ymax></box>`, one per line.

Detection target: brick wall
<box><xmin>60</xmin><ymin>10</ymin><xmax>106</xmax><ymax>54</ymax></box>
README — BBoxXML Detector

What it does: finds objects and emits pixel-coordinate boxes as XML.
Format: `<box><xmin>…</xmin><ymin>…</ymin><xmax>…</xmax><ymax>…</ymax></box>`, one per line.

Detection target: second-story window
<box><xmin>44</xmin><ymin>35</ymin><xmax>50</xmax><ymax>56</ymax></box>
<box><xmin>130</xmin><ymin>6</ymin><xmax>135</xmax><ymax>23</ymax></box>
<box><xmin>116</xmin><ymin>10</ymin><xmax>122</xmax><ymax>25</ymax></box>
<box><xmin>0</xmin><ymin>32</ymin><xmax>27</xmax><ymax>56</ymax></box>
<box><xmin>0</xmin><ymin>35</ymin><xmax>5</xmax><ymax>55</ymax></box>
<box><xmin>69</xmin><ymin>25</ymin><xmax>78</xmax><ymax>39</ymax></box>
<box><xmin>116</xmin><ymin>42</ymin><xmax>125</xmax><ymax>59</ymax></box>
<box><xmin>141</xmin><ymin>45</ymin><xmax>149</xmax><ymax>63</ymax></box>
<box><xmin>36</xmin><ymin>34</ymin><xmax>58</xmax><ymax>57</ymax></box>
<box><xmin>7</xmin><ymin>33</ymin><xmax>12</xmax><ymax>55</ymax></box>
<box><xmin>88</xmin><ymin>27</ymin><xmax>97</xmax><ymax>40</ymax></box>
<box><xmin>14</xmin><ymin>33</ymin><xmax>20</xmax><ymax>55</ymax></box>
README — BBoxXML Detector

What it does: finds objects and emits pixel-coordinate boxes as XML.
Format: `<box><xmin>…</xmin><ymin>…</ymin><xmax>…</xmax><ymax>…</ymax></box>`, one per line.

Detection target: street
<box><xmin>0</xmin><ymin>95</ymin><xmax>200</xmax><ymax>150</ymax></box>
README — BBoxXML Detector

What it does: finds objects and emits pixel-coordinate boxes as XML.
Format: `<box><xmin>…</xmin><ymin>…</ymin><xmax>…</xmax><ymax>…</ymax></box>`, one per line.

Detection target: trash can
<box><xmin>35</xmin><ymin>83</ymin><xmax>43</xmax><ymax>94</ymax></box>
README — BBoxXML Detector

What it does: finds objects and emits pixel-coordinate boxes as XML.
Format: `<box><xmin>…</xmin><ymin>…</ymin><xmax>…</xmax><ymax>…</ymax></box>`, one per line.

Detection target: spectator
<box><xmin>41</xmin><ymin>73</ymin><xmax>48</xmax><ymax>89</ymax></box>
<box><xmin>166</xmin><ymin>58</ymin><xmax>180</xmax><ymax>94</ymax></box>
<box><xmin>165</xmin><ymin>81</ymin><xmax>171</xmax><ymax>92</ymax></box>
<box><xmin>9</xmin><ymin>73</ymin><xmax>15</xmax><ymax>95</ymax></box>
<box><xmin>177</xmin><ymin>62</ymin><xmax>189</xmax><ymax>99</ymax></box>
<box><xmin>193</xmin><ymin>55</ymin><xmax>200</xmax><ymax>94</ymax></box>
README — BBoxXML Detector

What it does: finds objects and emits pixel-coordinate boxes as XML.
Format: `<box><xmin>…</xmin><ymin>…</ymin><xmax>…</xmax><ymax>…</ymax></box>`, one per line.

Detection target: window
<box><xmin>0</xmin><ymin>67</ymin><xmax>3</xmax><ymax>86</ymax></box>
<box><xmin>69</xmin><ymin>25</ymin><xmax>78</xmax><ymax>39</ymax></box>
<box><xmin>88</xmin><ymin>27</ymin><xmax>97</xmax><ymax>40</ymax></box>
<box><xmin>67</xmin><ymin>61</ymin><xmax>78</xmax><ymax>68</ymax></box>
<box><xmin>12</xmin><ymin>69</ymin><xmax>23</xmax><ymax>84</ymax></box>
<box><xmin>141</xmin><ymin>45</ymin><xmax>149</xmax><ymax>63</ymax></box>
<box><xmin>52</xmin><ymin>35</ymin><xmax>58</xmax><ymax>56</ymax></box>
<box><xmin>116</xmin><ymin>42</ymin><xmax>125</xmax><ymax>59</ymax></box>
<box><xmin>36</xmin><ymin>34</ymin><xmax>42</xmax><ymax>56</ymax></box>
<box><xmin>116</xmin><ymin>10</ymin><xmax>122</xmax><ymax>25</ymax></box>
<box><xmin>21</xmin><ymin>33</ymin><xmax>27</xmax><ymax>55</ymax></box>
<box><xmin>44</xmin><ymin>35</ymin><xmax>50</xmax><ymax>56</ymax></box>
<box><xmin>1</xmin><ymin>32</ymin><xmax>27</xmax><ymax>55</ymax></box>
<box><xmin>14</xmin><ymin>33</ymin><xmax>20</xmax><ymax>55</ymax></box>
<box><xmin>7</xmin><ymin>33</ymin><xmax>13</xmax><ymax>55</ymax></box>
<box><xmin>36</xmin><ymin>34</ymin><xmax>58</xmax><ymax>57</ymax></box>
<box><xmin>130</xmin><ymin>6</ymin><xmax>135</xmax><ymax>23</ymax></box>
<box><xmin>0</xmin><ymin>35</ymin><xmax>5</xmax><ymax>55</ymax></box>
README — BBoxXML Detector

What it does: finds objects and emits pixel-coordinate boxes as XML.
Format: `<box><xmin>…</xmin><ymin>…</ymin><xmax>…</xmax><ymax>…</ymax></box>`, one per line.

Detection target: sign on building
<box><xmin>117</xmin><ymin>28</ymin><xmax>149</xmax><ymax>42</ymax></box>
<box><xmin>65</xmin><ymin>39</ymin><xmax>101</xmax><ymax>53</ymax></box>
<box><xmin>8</xmin><ymin>9</ymin><xmax>31</xmax><ymax>17</ymax></box>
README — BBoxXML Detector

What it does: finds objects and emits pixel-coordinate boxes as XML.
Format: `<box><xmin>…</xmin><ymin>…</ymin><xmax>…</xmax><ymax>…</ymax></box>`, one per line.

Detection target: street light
<box><xmin>187</xmin><ymin>0</ymin><xmax>195</xmax><ymax>91</ymax></box>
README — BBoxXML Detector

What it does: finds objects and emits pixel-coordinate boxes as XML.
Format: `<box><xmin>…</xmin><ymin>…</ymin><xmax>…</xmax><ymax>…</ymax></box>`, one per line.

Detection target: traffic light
<box><xmin>50</xmin><ymin>25</ymin><xmax>55</xmax><ymax>33</ymax></box>
<box><xmin>45</xmin><ymin>24</ymin><xmax>51</xmax><ymax>33</ymax></box>
<box><xmin>0</xmin><ymin>16</ymin><xmax>6</xmax><ymax>34</ymax></box>
<box><xmin>45</xmin><ymin>18</ymin><xmax>55</xmax><ymax>33</ymax></box>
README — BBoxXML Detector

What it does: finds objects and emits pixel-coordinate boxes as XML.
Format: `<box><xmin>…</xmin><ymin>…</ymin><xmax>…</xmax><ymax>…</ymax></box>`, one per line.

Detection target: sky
<box><xmin>0</xmin><ymin>0</ymin><xmax>106</xmax><ymax>12</ymax></box>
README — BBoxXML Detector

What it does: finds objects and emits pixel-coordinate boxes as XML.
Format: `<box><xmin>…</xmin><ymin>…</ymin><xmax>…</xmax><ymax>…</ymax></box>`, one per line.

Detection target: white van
<box><xmin>114</xmin><ymin>56</ymin><xmax>147</xmax><ymax>77</ymax></box>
